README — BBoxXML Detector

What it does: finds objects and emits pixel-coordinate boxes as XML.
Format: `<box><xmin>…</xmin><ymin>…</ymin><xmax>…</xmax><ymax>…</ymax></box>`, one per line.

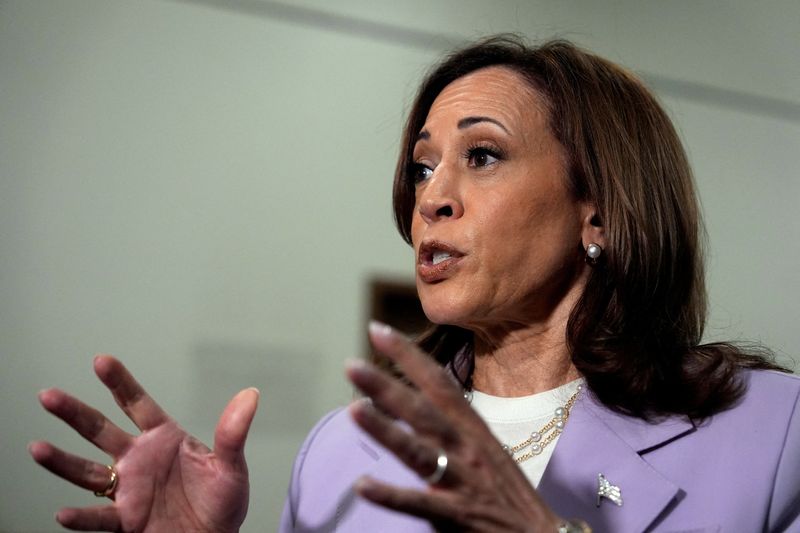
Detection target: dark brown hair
<box><xmin>393</xmin><ymin>35</ymin><xmax>787</xmax><ymax>419</ymax></box>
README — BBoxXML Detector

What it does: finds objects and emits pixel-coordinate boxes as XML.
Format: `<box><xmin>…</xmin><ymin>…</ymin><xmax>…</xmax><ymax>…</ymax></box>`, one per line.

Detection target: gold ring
<box><xmin>94</xmin><ymin>464</ymin><xmax>118</xmax><ymax>498</ymax></box>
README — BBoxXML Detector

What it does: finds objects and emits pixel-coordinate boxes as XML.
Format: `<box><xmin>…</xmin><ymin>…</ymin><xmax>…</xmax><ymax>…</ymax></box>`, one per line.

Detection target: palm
<box><xmin>30</xmin><ymin>356</ymin><xmax>258</xmax><ymax>532</ymax></box>
<box><xmin>117</xmin><ymin>423</ymin><xmax>249</xmax><ymax>532</ymax></box>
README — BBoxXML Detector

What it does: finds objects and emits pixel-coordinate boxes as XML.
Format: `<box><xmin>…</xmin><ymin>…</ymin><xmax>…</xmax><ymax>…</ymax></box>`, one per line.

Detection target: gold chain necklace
<box><xmin>501</xmin><ymin>383</ymin><xmax>582</xmax><ymax>464</ymax></box>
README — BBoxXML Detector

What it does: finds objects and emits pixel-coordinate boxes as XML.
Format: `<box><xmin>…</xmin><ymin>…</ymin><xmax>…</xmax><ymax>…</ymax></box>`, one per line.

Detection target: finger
<box><xmin>349</xmin><ymin>368</ymin><xmax>528</xmax><ymax>485</ymax></box>
<box><xmin>29</xmin><ymin>441</ymin><xmax>117</xmax><ymax>494</ymax></box>
<box><xmin>367</xmin><ymin>322</ymin><xmax>465</xmax><ymax>406</ymax></box>
<box><xmin>349</xmin><ymin>400</ymin><xmax>463</xmax><ymax>486</ymax></box>
<box><xmin>56</xmin><ymin>505</ymin><xmax>121</xmax><ymax>531</ymax></box>
<box><xmin>357</xmin><ymin>476</ymin><xmax>559</xmax><ymax>531</ymax></box>
<box><xmin>346</xmin><ymin>360</ymin><xmax>459</xmax><ymax>444</ymax></box>
<box><xmin>94</xmin><ymin>355</ymin><xmax>169</xmax><ymax>431</ymax></box>
<box><xmin>355</xmin><ymin>477</ymin><xmax>496</xmax><ymax>530</ymax></box>
<box><xmin>38</xmin><ymin>388</ymin><xmax>132</xmax><ymax>456</ymax></box>
<box><xmin>214</xmin><ymin>387</ymin><xmax>259</xmax><ymax>467</ymax></box>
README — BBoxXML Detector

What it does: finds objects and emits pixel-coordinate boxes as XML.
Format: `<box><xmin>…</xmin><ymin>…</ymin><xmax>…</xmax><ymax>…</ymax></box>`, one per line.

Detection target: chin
<box><xmin>417</xmin><ymin>284</ymin><xmax>476</xmax><ymax>328</ymax></box>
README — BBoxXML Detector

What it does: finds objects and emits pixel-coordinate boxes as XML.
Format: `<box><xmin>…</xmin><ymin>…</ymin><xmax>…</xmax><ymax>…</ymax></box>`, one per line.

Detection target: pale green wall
<box><xmin>1</xmin><ymin>1</ymin><xmax>797</xmax><ymax>531</ymax></box>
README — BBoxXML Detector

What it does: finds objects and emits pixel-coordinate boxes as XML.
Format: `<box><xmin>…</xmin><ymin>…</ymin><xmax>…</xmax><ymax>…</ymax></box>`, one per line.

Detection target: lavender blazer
<box><xmin>279</xmin><ymin>370</ymin><xmax>800</xmax><ymax>532</ymax></box>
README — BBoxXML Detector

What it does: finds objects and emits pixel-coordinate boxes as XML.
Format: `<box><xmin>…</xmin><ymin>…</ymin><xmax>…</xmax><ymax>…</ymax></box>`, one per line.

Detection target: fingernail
<box><xmin>348</xmin><ymin>397</ymin><xmax>370</xmax><ymax>419</ymax></box>
<box><xmin>345</xmin><ymin>358</ymin><xmax>372</xmax><ymax>381</ymax></box>
<box><xmin>354</xmin><ymin>476</ymin><xmax>378</xmax><ymax>496</ymax></box>
<box><xmin>246</xmin><ymin>387</ymin><xmax>260</xmax><ymax>396</ymax></box>
<box><xmin>37</xmin><ymin>389</ymin><xmax>54</xmax><ymax>406</ymax></box>
<box><xmin>345</xmin><ymin>358</ymin><xmax>367</xmax><ymax>371</ymax></box>
<box><xmin>353</xmin><ymin>396</ymin><xmax>373</xmax><ymax>408</ymax></box>
<box><xmin>368</xmin><ymin>320</ymin><xmax>393</xmax><ymax>338</ymax></box>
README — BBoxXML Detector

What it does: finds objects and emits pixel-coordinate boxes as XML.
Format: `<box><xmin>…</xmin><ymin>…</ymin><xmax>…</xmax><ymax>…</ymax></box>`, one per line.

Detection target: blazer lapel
<box><xmin>538</xmin><ymin>392</ymin><xmax>695</xmax><ymax>533</ymax></box>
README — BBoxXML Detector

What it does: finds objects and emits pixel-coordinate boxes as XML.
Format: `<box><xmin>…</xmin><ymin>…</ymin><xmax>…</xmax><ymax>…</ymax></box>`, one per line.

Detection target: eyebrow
<box><xmin>417</xmin><ymin>116</ymin><xmax>510</xmax><ymax>141</ymax></box>
<box><xmin>458</xmin><ymin>116</ymin><xmax>510</xmax><ymax>134</ymax></box>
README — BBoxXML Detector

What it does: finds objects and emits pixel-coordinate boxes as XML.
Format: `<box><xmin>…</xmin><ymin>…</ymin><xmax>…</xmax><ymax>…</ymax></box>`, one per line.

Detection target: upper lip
<box><xmin>418</xmin><ymin>240</ymin><xmax>465</xmax><ymax>265</ymax></box>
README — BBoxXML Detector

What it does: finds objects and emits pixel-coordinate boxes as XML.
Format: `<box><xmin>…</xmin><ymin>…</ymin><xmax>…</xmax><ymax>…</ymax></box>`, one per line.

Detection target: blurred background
<box><xmin>1</xmin><ymin>1</ymin><xmax>798</xmax><ymax>530</ymax></box>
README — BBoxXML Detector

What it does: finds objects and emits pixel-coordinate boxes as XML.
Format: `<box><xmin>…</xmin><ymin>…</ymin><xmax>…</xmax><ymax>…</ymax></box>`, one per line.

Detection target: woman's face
<box><xmin>410</xmin><ymin>66</ymin><xmax>595</xmax><ymax>332</ymax></box>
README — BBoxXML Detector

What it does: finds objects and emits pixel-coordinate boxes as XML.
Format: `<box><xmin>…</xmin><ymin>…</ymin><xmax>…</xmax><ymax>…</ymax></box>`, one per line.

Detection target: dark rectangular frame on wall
<box><xmin>366</xmin><ymin>276</ymin><xmax>429</xmax><ymax>366</ymax></box>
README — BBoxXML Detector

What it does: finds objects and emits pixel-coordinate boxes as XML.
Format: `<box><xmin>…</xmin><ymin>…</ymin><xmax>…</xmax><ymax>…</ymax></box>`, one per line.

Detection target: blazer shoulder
<box><xmin>291</xmin><ymin>407</ymin><xmax>349</xmax><ymax>480</ymax></box>
<box><xmin>290</xmin><ymin>406</ymin><xmax>374</xmax><ymax>486</ymax></box>
<box><xmin>280</xmin><ymin>406</ymin><xmax>428</xmax><ymax>532</ymax></box>
<box><xmin>280</xmin><ymin>408</ymin><xmax>345</xmax><ymax>528</ymax></box>
<box><xmin>280</xmin><ymin>407</ymin><xmax>369</xmax><ymax>531</ymax></box>
<box><xmin>742</xmin><ymin>367</ymin><xmax>800</xmax><ymax>393</ymax></box>
<box><xmin>732</xmin><ymin>369</ymin><xmax>800</xmax><ymax>427</ymax></box>
<box><xmin>746</xmin><ymin>370</ymin><xmax>800</xmax><ymax>530</ymax></box>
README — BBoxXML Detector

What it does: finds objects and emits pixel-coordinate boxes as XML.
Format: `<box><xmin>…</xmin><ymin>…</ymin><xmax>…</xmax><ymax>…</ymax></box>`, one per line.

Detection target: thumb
<box><xmin>214</xmin><ymin>387</ymin><xmax>260</xmax><ymax>467</ymax></box>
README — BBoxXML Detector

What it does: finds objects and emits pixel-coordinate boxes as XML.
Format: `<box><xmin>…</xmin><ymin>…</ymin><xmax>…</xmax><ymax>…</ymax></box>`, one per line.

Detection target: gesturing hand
<box><xmin>29</xmin><ymin>355</ymin><xmax>259</xmax><ymax>532</ymax></box>
<box><xmin>346</xmin><ymin>322</ymin><xmax>565</xmax><ymax>532</ymax></box>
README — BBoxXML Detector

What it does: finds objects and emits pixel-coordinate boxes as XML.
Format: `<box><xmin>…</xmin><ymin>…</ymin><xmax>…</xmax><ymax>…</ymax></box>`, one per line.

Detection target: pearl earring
<box><xmin>585</xmin><ymin>243</ymin><xmax>603</xmax><ymax>266</ymax></box>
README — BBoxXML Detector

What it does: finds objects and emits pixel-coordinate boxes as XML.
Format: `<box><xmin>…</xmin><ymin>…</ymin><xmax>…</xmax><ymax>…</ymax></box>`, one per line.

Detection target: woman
<box><xmin>30</xmin><ymin>37</ymin><xmax>799</xmax><ymax>532</ymax></box>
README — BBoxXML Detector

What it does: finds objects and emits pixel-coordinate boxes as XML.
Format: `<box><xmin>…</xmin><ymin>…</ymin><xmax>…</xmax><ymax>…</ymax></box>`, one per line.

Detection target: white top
<box><xmin>469</xmin><ymin>379</ymin><xmax>583</xmax><ymax>487</ymax></box>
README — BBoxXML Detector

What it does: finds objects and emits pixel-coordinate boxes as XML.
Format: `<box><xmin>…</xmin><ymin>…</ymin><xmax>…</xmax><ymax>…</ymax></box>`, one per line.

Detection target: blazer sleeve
<box><xmin>767</xmin><ymin>380</ymin><xmax>800</xmax><ymax>532</ymax></box>
<box><xmin>278</xmin><ymin>408</ymin><xmax>344</xmax><ymax>533</ymax></box>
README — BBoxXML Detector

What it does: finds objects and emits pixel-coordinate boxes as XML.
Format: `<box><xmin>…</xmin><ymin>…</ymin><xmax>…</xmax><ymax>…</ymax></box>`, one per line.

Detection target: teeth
<box><xmin>432</xmin><ymin>251</ymin><xmax>452</xmax><ymax>265</ymax></box>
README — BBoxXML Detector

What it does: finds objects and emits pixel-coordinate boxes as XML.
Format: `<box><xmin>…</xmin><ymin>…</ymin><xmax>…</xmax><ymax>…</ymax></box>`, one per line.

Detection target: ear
<box><xmin>580</xmin><ymin>204</ymin><xmax>606</xmax><ymax>252</ymax></box>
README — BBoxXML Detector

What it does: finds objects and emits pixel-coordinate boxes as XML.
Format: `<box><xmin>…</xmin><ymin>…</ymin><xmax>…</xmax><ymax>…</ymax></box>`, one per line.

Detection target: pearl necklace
<box><xmin>465</xmin><ymin>383</ymin><xmax>582</xmax><ymax>464</ymax></box>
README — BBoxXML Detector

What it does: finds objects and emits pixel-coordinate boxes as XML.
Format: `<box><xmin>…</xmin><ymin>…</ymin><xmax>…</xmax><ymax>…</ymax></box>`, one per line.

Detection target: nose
<box><xmin>417</xmin><ymin>166</ymin><xmax>464</xmax><ymax>224</ymax></box>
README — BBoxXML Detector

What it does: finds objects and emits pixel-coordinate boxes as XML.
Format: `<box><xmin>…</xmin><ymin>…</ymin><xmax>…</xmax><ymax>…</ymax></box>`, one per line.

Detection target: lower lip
<box><xmin>417</xmin><ymin>256</ymin><xmax>463</xmax><ymax>283</ymax></box>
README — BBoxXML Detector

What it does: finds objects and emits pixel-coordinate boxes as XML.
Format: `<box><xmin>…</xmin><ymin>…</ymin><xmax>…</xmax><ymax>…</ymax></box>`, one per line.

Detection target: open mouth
<box><xmin>432</xmin><ymin>251</ymin><xmax>453</xmax><ymax>265</ymax></box>
<box><xmin>419</xmin><ymin>241</ymin><xmax>464</xmax><ymax>266</ymax></box>
<box><xmin>417</xmin><ymin>241</ymin><xmax>465</xmax><ymax>282</ymax></box>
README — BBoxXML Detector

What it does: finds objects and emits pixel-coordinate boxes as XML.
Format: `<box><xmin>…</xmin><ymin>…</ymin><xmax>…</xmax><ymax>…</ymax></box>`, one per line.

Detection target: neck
<box><xmin>459</xmin><ymin>263</ymin><xmax>590</xmax><ymax>397</ymax></box>
<box><xmin>471</xmin><ymin>324</ymin><xmax>580</xmax><ymax>397</ymax></box>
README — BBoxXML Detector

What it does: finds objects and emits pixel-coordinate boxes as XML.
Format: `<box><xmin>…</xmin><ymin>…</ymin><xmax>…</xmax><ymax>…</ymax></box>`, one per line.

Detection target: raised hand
<box><xmin>29</xmin><ymin>355</ymin><xmax>259</xmax><ymax>532</ymax></box>
<box><xmin>346</xmin><ymin>322</ymin><xmax>565</xmax><ymax>532</ymax></box>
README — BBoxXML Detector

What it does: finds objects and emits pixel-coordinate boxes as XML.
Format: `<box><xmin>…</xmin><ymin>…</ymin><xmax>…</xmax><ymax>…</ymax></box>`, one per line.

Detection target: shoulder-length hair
<box><xmin>392</xmin><ymin>35</ymin><xmax>785</xmax><ymax>419</ymax></box>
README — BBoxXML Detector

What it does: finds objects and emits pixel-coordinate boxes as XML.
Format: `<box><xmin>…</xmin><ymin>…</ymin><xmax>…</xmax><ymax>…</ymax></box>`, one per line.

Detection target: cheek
<box><xmin>472</xmin><ymin>192</ymin><xmax>541</xmax><ymax>247</ymax></box>
<box><xmin>475</xmin><ymin>192</ymin><xmax>578</xmax><ymax>271</ymax></box>
<box><xmin>410</xmin><ymin>212</ymin><xmax>424</xmax><ymax>248</ymax></box>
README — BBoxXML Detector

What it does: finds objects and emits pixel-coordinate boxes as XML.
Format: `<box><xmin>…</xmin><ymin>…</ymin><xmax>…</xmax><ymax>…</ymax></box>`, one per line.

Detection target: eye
<box><xmin>410</xmin><ymin>162</ymin><xmax>434</xmax><ymax>184</ymax></box>
<box><xmin>465</xmin><ymin>145</ymin><xmax>503</xmax><ymax>168</ymax></box>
